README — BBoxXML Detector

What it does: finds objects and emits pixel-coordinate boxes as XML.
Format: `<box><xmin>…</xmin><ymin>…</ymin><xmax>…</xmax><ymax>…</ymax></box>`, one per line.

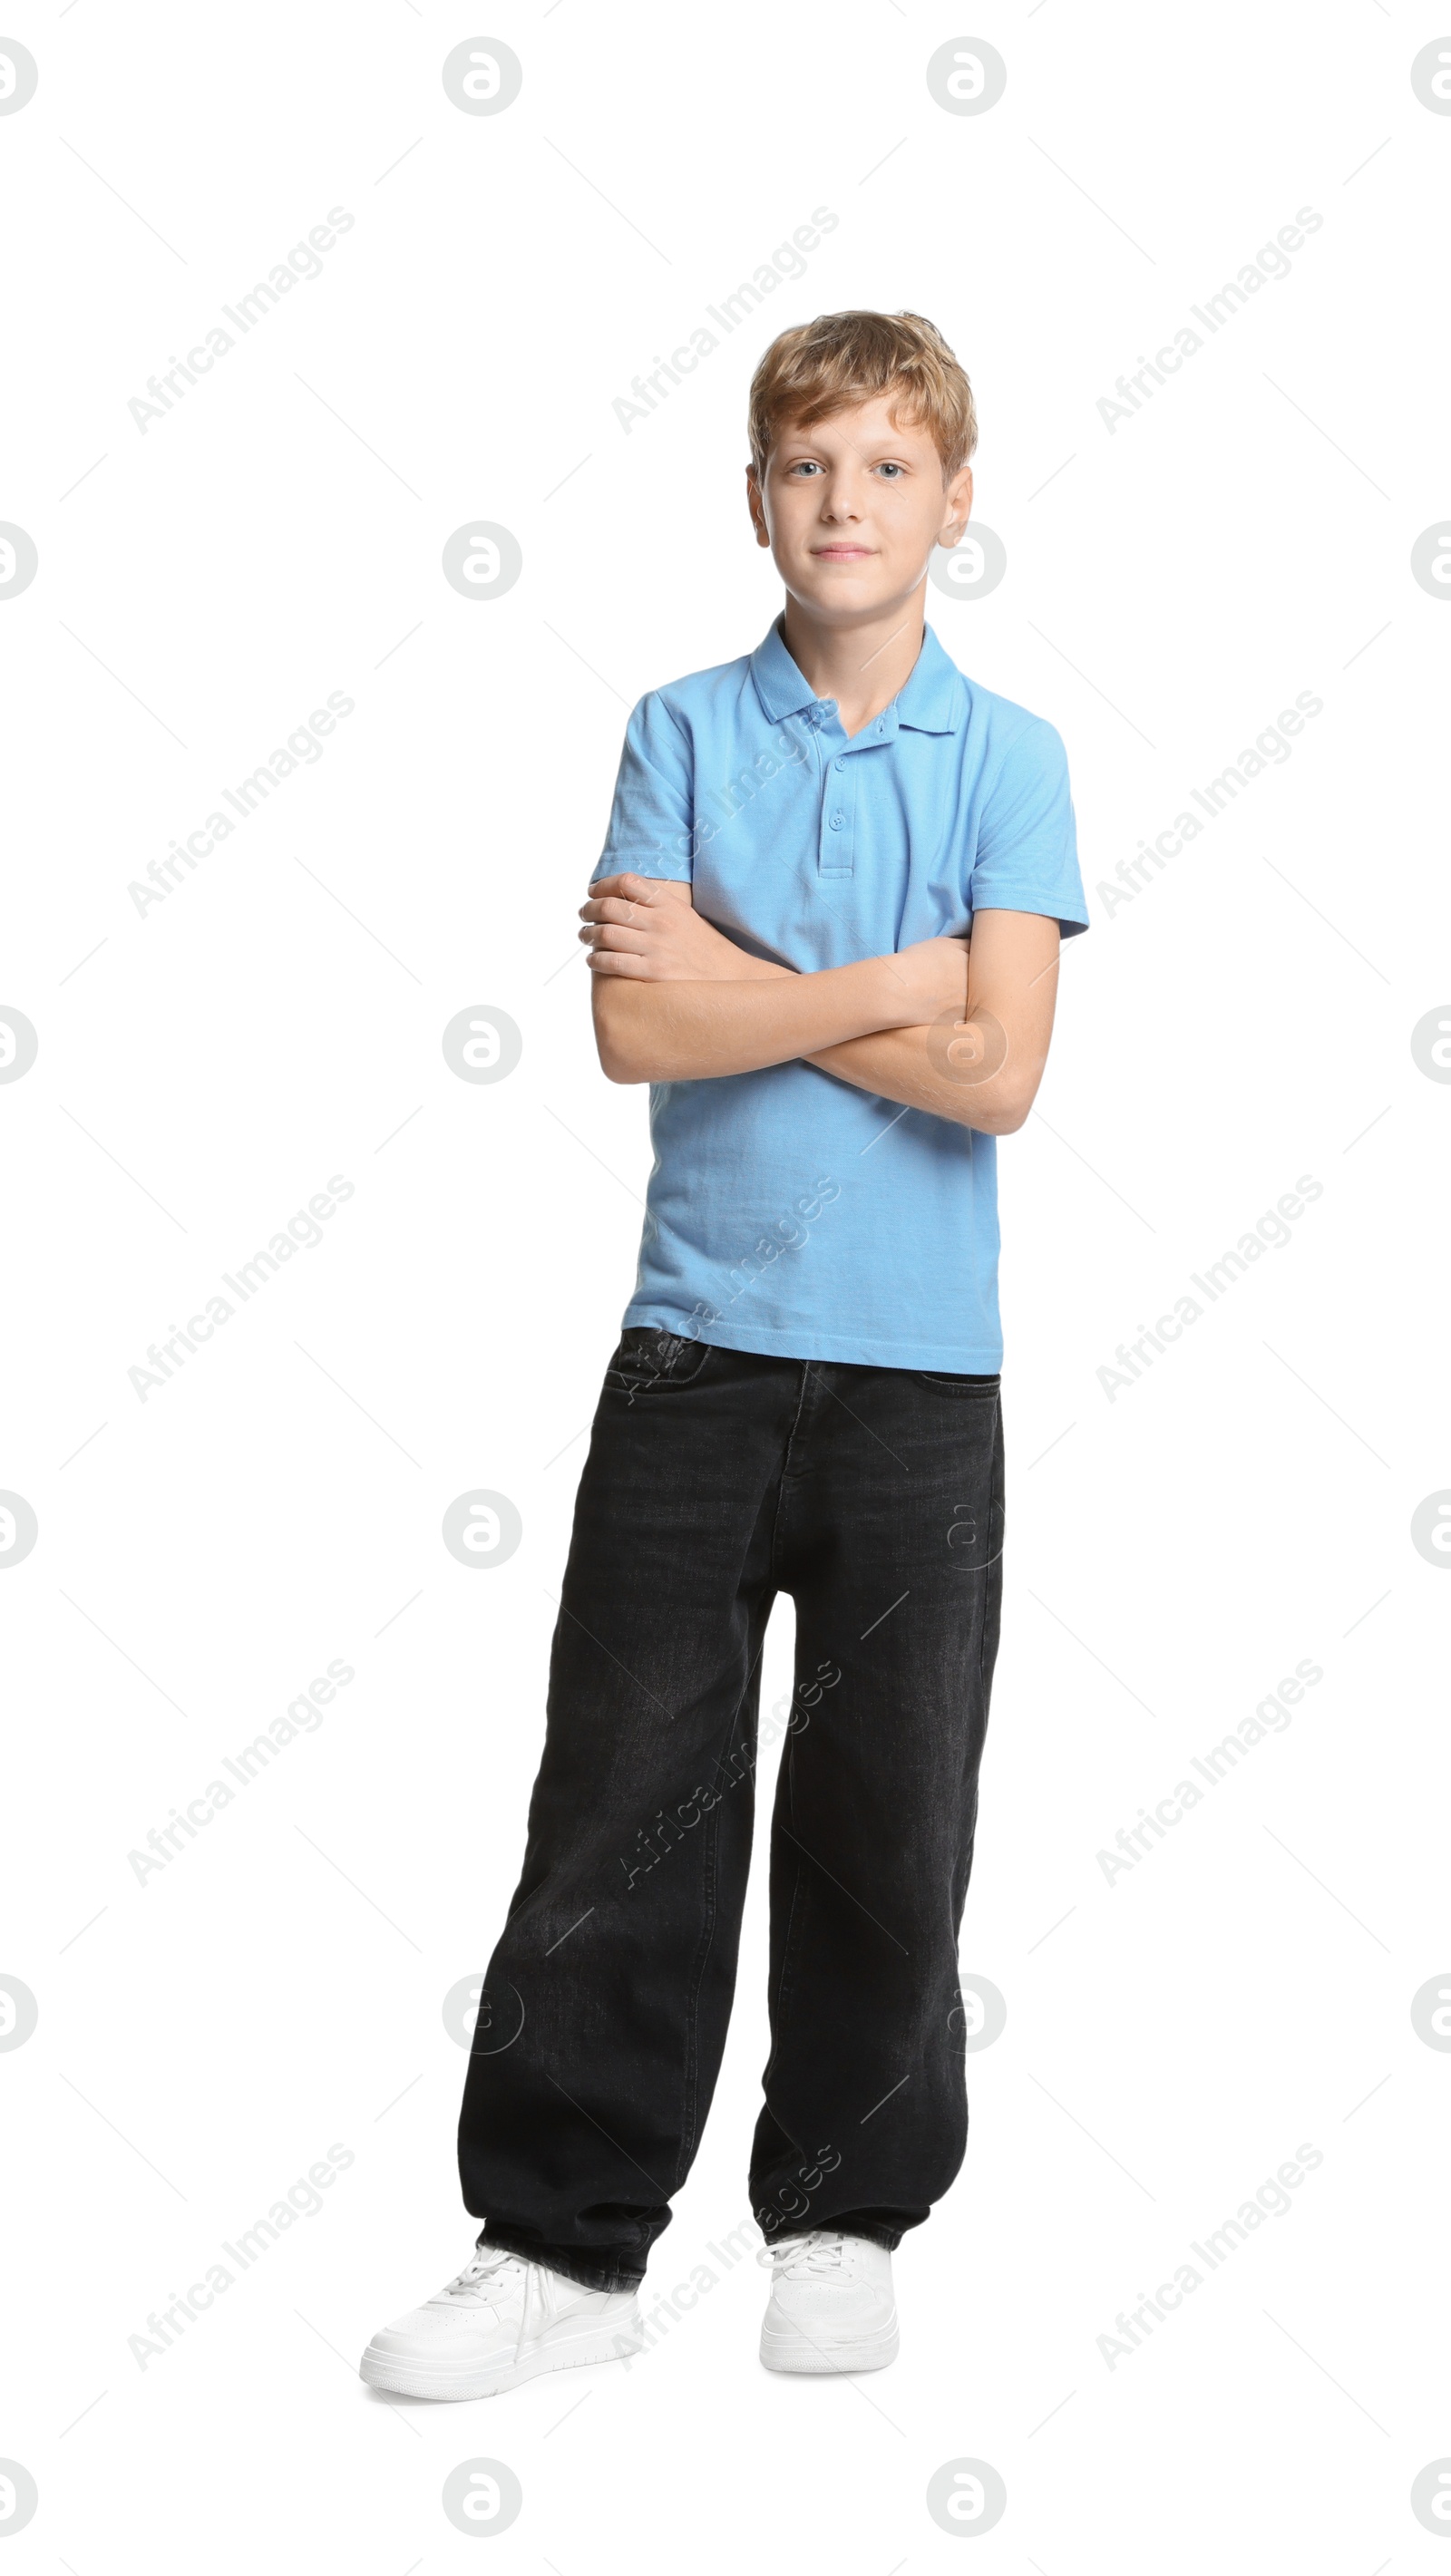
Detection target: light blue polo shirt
<box><xmin>591</xmin><ymin>617</ymin><xmax>1088</xmax><ymax>1372</ymax></box>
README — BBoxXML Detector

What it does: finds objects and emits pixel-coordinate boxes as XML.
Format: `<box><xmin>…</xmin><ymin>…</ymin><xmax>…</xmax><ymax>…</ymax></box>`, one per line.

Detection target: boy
<box><xmin>362</xmin><ymin>309</ymin><xmax>1088</xmax><ymax>2399</ymax></box>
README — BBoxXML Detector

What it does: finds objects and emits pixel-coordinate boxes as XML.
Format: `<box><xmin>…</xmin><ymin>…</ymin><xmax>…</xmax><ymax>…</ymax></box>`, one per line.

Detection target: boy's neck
<box><xmin>781</xmin><ymin>592</ymin><xmax>928</xmax><ymax>741</ymax></box>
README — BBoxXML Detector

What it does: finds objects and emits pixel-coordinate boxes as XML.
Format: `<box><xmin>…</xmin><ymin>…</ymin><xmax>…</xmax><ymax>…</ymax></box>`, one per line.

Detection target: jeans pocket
<box><xmin>916</xmin><ymin>1370</ymin><xmax>1001</xmax><ymax>1395</ymax></box>
<box><xmin>608</xmin><ymin>1327</ymin><xmax>712</xmax><ymax>1395</ymax></box>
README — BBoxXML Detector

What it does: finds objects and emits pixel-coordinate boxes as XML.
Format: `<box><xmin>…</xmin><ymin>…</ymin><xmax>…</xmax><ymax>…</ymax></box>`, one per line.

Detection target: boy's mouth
<box><xmin>812</xmin><ymin>544</ymin><xmax>874</xmax><ymax>560</ymax></box>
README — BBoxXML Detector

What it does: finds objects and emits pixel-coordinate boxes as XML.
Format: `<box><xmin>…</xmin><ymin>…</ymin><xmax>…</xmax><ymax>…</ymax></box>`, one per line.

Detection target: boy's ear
<box><xmin>940</xmin><ymin>462</ymin><xmax>974</xmax><ymax>544</ymax></box>
<box><xmin>745</xmin><ymin>462</ymin><xmax>771</xmax><ymax>548</ymax></box>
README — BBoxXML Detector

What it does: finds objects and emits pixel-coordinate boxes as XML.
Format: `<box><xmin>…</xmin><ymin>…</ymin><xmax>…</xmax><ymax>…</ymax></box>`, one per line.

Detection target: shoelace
<box><xmin>769</xmin><ymin>2230</ymin><xmax>847</xmax><ymax>2279</ymax></box>
<box><xmin>442</xmin><ymin>2247</ymin><xmax>526</xmax><ymax>2303</ymax></box>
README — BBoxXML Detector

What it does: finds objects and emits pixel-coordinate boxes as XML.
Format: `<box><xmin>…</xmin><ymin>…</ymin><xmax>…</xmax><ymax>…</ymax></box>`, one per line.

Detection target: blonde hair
<box><xmin>748</xmin><ymin>309</ymin><xmax>978</xmax><ymax>481</ymax></box>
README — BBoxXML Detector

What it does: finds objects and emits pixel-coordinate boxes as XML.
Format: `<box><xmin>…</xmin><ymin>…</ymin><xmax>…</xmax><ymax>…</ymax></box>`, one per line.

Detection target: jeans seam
<box><xmin>677</xmin><ymin>1599</ymin><xmax>771</xmax><ymax>2181</ymax></box>
<box><xmin>954</xmin><ymin>1391</ymin><xmax>1002</xmax><ymax>1995</ymax></box>
<box><xmin>676</xmin><ymin>1783</ymin><xmax>723</xmax><ymax>2185</ymax></box>
<box><xmin>979</xmin><ymin>1395</ymin><xmax>1004</xmax><ymax>1708</ymax></box>
<box><xmin>762</xmin><ymin>1860</ymin><xmax>803</xmax><ymax>2098</ymax></box>
<box><xmin>763</xmin><ymin>1740</ymin><xmax>808</xmax><ymax>2096</ymax></box>
<box><xmin>768</xmin><ymin>1361</ymin><xmax>814</xmax><ymax>1587</ymax></box>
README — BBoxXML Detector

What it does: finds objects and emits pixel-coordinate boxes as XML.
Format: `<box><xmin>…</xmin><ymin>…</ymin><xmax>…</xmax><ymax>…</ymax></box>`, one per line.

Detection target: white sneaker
<box><xmin>759</xmin><ymin>2229</ymin><xmax>900</xmax><ymax>2374</ymax></box>
<box><xmin>359</xmin><ymin>2241</ymin><xmax>644</xmax><ymax>2400</ymax></box>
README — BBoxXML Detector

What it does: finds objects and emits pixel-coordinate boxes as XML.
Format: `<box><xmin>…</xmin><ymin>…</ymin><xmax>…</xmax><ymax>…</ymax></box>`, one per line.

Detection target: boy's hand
<box><xmin>580</xmin><ymin>874</ymin><xmax>781</xmax><ymax>983</ymax></box>
<box><xmin>881</xmin><ymin>935</ymin><xmax>971</xmax><ymax>1026</ymax></box>
<box><xmin>582</xmin><ymin>878</ymin><xmax>968</xmax><ymax>1023</ymax></box>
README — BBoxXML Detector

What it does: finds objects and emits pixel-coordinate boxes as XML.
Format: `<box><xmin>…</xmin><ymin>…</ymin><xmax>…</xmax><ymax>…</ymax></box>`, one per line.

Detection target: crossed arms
<box><xmin>582</xmin><ymin>875</ymin><xmax>1062</xmax><ymax>1135</ymax></box>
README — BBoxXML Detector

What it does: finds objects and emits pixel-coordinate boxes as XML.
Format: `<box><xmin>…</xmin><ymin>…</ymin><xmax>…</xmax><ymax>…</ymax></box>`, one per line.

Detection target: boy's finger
<box><xmin>580</xmin><ymin>895</ymin><xmax>642</xmax><ymax>925</ymax></box>
<box><xmin>581</xmin><ymin>923</ymin><xmax>648</xmax><ymax>953</ymax></box>
<box><xmin>589</xmin><ymin>872</ymin><xmax>654</xmax><ymax>904</ymax></box>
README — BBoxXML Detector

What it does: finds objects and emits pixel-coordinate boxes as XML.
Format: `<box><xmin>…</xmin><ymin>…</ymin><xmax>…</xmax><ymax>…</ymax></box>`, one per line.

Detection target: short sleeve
<box><xmin>591</xmin><ymin>692</ymin><xmax>696</xmax><ymax>887</ymax></box>
<box><xmin>969</xmin><ymin>717</ymin><xmax>1089</xmax><ymax>938</ymax></box>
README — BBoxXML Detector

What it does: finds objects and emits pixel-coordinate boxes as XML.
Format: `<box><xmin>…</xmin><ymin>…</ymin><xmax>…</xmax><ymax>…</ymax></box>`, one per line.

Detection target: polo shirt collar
<box><xmin>895</xmin><ymin>623</ymin><xmax>963</xmax><ymax>734</ymax></box>
<box><xmin>749</xmin><ymin>617</ymin><xmax>819</xmax><ymax>723</ymax></box>
<box><xmin>748</xmin><ymin>615</ymin><xmax>962</xmax><ymax>735</ymax></box>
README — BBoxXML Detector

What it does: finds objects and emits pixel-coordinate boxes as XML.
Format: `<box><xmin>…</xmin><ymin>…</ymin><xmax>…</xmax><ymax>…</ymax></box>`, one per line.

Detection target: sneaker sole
<box><xmin>759</xmin><ymin>2316</ymin><xmax>900</xmax><ymax>2376</ymax></box>
<box><xmin>360</xmin><ymin>2317</ymin><xmax>644</xmax><ymax>2402</ymax></box>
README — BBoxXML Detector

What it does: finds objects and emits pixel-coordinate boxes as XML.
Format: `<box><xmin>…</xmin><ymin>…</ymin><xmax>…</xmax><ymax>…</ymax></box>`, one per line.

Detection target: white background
<box><xmin>3</xmin><ymin>2</ymin><xmax>1449</xmax><ymax>2568</ymax></box>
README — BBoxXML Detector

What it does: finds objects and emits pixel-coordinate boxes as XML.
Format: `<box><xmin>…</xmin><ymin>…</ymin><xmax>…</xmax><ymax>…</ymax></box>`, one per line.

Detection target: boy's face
<box><xmin>746</xmin><ymin>394</ymin><xmax>973</xmax><ymax>627</ymax></box>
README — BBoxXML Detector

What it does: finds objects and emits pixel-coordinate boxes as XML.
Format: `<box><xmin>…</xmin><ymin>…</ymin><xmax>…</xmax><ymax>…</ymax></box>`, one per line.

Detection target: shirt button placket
<box><xmin>819</xmin><ymin>748</ymin><xmax>855</xmax><ymax>879</ymax></box>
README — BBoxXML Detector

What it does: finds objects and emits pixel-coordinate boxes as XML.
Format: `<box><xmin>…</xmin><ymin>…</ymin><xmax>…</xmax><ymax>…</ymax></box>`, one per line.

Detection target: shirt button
<box><xmin>828</xmin><ymin>815</ymin><xmax>843</xmax><ymax>831</ymax></box>
<box><xmin>833</xmin><ymin>757</ymin><xmax>845</xmax><ymax>772</ymax></box>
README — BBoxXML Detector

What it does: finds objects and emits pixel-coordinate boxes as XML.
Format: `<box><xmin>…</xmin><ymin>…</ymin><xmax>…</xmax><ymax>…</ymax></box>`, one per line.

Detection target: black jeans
<box><xmin>458</xmin><ymin>1328</ymin><xmax>1005</xmax><ymax>2291</ymax></box>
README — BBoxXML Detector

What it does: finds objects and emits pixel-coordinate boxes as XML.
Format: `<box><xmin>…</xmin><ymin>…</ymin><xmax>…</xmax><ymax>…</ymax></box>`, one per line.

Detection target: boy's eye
<box><xmin>784</xmin><ymin>459</ymin><xmax>908</xmax><ymax>479</ymax></box>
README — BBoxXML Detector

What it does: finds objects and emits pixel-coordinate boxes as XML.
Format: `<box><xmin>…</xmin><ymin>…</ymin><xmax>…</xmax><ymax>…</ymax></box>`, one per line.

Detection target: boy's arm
<box><xmin>584</xmin><ymin>878</ymin><xmax>1061</xmax><ymax>1137</ymax></box>
<box><xmin>803</xmin><ymin>908</ymin><xmax>1063</xmax><ymax>1136</ymax></box>
<box><xmin>584</xmin><ymin>875</ymin><xmax>970</xmax><ymax>1084</ymax></box>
